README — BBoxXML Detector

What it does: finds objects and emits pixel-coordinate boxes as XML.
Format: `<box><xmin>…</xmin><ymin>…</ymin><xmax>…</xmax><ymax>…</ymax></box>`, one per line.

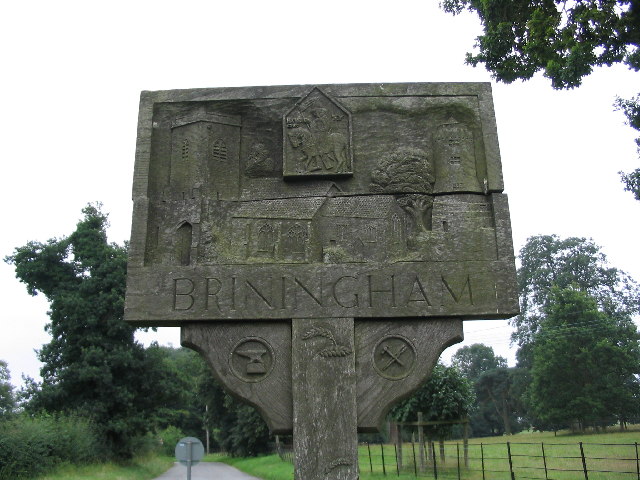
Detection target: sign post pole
<box><xmin>292</xmin><ymin>318</ymin><xmax>358</xmax><ymax>479</ymax></box>
<box><xmin>187</xmin><ymin>440</ymin><xmax>192</xmax><ymax>480</ymax></box>
<box><xmin>175</xmin><ymin>437</ymin><xmax>204</xmax><ymax>480</ymax></box>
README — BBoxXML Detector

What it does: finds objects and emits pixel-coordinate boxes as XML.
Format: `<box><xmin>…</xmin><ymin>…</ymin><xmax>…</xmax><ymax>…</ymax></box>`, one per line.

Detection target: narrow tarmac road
<box><xmin>153</xmin><ymin>462</ymin><xmax>263</xmax><ymax>480</ymax></box>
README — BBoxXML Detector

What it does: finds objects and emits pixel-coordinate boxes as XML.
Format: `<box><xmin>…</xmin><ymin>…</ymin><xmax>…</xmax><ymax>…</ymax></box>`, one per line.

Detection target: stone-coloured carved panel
<box><xmin>372</xmin><ymin>335</ymin><xmax>416</xmax><ymax>381</ymax></box>
<box><xmin>126</xmin><ymin>83</ymin><xmax>517</xmax><ymax>325</ymax></box>
<box><xmin>125</xmin><ymin>260</ymin><xmax>517</xmax><ymax>325</ymax></box>
<box><xmin>182</xmin><ymin>318</ymin><xmax>463</xmax><ymax>435</ymax></box>
<box><xmin>293</xmin><ymin>318</ymin><xmax>358</xmax><ymax>479</ymax></box>
<box><xmin>181</xmin><ymin>322</ymin><xmax>292</xmax><ymax>434</ymax></box>
<box><xmin>433</xmin><ymin>119</ymin><xmax>484</xmax><ymax>194</ymax></box>
<box><xmin>230</xmin><ymin>337</ymin><xmax>275</xmax><ymax>382</ymax></box>
<box><xmin>355</xmin><ymin>318</ymin><xmax>463</xmax><ymax>432</ymax></box>
<box><xmin>283</xmin><ymin>88</ymin><xmax>353</xmax><ymax>177</ymax></box>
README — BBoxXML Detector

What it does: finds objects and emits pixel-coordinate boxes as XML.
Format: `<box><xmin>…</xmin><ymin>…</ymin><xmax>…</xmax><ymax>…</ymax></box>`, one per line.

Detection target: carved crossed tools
<box><xmin>380</xmin><ymin>344</ymin><xmax>408</xmax><ymax>371</ymax></box>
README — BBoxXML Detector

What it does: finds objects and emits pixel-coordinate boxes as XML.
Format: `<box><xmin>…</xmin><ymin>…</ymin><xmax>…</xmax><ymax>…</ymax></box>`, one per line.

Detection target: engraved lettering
<box><xmin>293</xmin><ymin>277</ymin><xmax>323</xmax><ymax>307</ymax></box>
<box><xmin>367</xmin><ymin>274</ymin><xmax>396</xmax><ymax>307</ymax></box>
<box><xmin>245</xmin><ymin>279</ymin><xmax>274</xmax><ymax>309</ymax></box>
<box><xmin>205</xmin><ymin>277</ymin><xmax>222</xmax><ymax>311</ymax></box>
<box><xmin>442</xmin><ymin>275</ymin><xmax>473</xmax><ymax>305</ymax></box>
<box><xmin>406</xmin><ymin>276</ymin><xmax>432</xmax><ymax>306</ymax></box>
<box><xmin>173</xmin><ymin>278</ymin><xmax>195</xmax><ymax>311</ymax></box>
<box><xmin>332</xmin><ymin>275</ymin><xmax>359</xmax><ymax>308</ymax></box>
<box><xmin>165</xmin><ymin>270</ymin><xmax>479</xmax><ymax>316</ymax></box>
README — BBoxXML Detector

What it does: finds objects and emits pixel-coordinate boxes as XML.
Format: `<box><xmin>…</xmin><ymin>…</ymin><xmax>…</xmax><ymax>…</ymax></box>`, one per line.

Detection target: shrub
<box><xmin>0</xmin><ymin>414</ymin><xmax>104</xmax><ymax>479</ymax></box>
<box><xmin>156</xmin><ymin>426</ymin><xmax>185</xmax><ymax>456</ymax></box>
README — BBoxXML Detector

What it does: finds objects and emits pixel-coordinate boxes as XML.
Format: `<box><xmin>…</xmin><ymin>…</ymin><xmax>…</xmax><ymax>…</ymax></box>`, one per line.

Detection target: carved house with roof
<box><xmin>317</xmin><ymin>195</ymin><xmax>407</xmax><ymax>263</ymax></box>
<box><xmin>229</xmin><ymin>194</ymin><xmax>407</xmax><ymax>264</ymax></box>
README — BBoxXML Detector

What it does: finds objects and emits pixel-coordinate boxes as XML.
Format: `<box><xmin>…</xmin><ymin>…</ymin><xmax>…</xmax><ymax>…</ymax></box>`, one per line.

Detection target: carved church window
<box><xmin>175</xmin><ymin>222</ymin><xmax>193</xmax><ymax>266</ymax></box>
<box><xmin>257</xmin><ymin>223</ymin><xmax>276</xmax><ymax>253</ymax></box>
<box><xmin>212</xmin><ymin>139</ymin><xmax>227</xmax><ymax>162</ymax></box>
<box><xmin>285</xmin><ymin>223</ymin><xmax>307</xmax><ymax>254</ymax></box>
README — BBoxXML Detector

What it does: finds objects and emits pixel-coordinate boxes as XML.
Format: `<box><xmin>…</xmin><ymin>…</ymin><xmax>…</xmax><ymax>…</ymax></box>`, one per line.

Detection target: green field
<box><xmin>29</xmin><ymin>428</ymin><xmax>640</xmax><ymax>480</ymax></box>
<box><xmin>218</xmin><ymin>428</ymin><xmax>640</xmax><ymax>480</ymax></box>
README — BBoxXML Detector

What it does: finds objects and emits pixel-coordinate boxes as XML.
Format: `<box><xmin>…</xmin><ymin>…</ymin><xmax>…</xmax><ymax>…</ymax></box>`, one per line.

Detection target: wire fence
<box><xmin>277</xmin><ymin>441</ymin><xmax>640</xmax><ymax>479</ymax></box>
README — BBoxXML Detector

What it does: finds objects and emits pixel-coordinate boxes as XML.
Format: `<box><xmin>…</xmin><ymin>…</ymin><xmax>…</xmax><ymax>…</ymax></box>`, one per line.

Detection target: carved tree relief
<box><xmin>370</xmin><ymin>147</ymin><xmax>436</xmax><ymax>236</ymax></box>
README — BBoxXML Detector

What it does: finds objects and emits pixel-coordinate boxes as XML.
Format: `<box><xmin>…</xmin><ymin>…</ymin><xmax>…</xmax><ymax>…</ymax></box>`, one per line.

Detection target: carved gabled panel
<box><xmin>283</xmin><ymin>88</ymin><xmax>353</xmax><ymax>177</ymax></box>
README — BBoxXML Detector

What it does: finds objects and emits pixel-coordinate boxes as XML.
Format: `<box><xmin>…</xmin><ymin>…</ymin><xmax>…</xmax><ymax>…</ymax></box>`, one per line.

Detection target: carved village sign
<box><xmin>125</xmin><ymin>83</ymin><xmax>518</xmax><ymax>479</ymax></box>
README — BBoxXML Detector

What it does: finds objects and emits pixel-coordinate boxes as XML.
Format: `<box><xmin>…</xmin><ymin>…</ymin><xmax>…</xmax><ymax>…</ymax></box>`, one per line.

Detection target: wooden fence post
<box><xmin>418</xmin><ymin>412</ymin><xmax>425</xmax><ymax>472</ymax></box>
<box><xmin>397</xmin><ymin>424</ymin><xmax>403</xmax><ymax>471</ymax></box>
<box><xmin>463</xmin><ymin>419</ymin><xmax>469</xmax><ymax>467</ymax></box>
<box><xmin>579</xmin><ymin>442</ymin><xmax>589</xmax><ymax>480</ymax></box>
<box><xmin>507</xmin><ymin>441</ymin><xmax>515</xmax><ymax>480</ymax></box>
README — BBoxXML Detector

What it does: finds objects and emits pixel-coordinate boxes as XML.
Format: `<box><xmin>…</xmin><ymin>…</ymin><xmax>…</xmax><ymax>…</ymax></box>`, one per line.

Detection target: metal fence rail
<box><xmin>276</xmin><ymin>441</ymin><xmax>640</xmax><ymax>479</ymax></box>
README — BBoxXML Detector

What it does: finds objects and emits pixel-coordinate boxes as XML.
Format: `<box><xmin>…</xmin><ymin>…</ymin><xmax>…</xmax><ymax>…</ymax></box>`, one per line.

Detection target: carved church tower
<box><xmin>169</xmin><ymin>112</ymin><xmax>242</xmax><ymax>201</ymax></box>
<box><xmin>433</xmin><ymin>118</ymin><xmax>483</xmax><ymax>194</ymax></box>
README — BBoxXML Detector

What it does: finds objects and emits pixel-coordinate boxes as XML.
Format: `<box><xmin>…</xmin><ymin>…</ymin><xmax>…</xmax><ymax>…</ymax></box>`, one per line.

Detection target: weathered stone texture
<box><xmin>125</xmin><ymin>83</ymin><xmax>519</xmax><ymax>480</ymax></box>
<box><xmin>125</xmin><ymin>83</ymin><xmax>518</xmax><ymax>324</ymax></box>
<box><xmin>293</xmin><ymin>318</ymin><xmax>358</xmax><ymax>479</ymax></box>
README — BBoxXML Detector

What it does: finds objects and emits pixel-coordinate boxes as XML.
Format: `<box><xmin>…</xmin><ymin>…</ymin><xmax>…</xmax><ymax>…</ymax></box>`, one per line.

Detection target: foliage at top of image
<box><xmin>442</xmin><ymin>0</ymin><xmax>640</xmax><ymax>199</ymax></box>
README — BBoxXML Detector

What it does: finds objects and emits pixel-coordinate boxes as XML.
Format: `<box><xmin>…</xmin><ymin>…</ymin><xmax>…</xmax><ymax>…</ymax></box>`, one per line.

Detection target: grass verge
<box><xmin>34</xmin><ymin>454</ymin><xmax>174</xmax><ymax>480</ymax></box>
<box><xmin>212</xmin><ymin>429</ymin><xmax>640</xmax><ymax>480</ymax></box>
<box><xmin>212</xmin><ymin>454</ymin><xmax>293</xmax><ymax>480</ymax></box>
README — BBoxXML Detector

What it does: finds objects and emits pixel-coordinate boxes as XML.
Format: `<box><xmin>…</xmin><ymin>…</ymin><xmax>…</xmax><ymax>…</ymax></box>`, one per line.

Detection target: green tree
<box><xmin>149</xmin><ymin>345</ymin><xmax>272</xmax><ymax>457</ymax></box>
<box><xmin>146</xmin><ymin>345</ymin><xmax>210</xmax><ymax>437</ymax></box>
<box><xmin>512</xmin><ymin>235</ymin><xmax>639</xmax><ymax>430</ymax></box>
<box><xmin>4</xmin><ymin>205</ymin><xmax>174</xmax><ymax>458</ymax></box>
<box><xmin>452</xmin><ymin>344</ymin><xmax>523</xmax><ymax>436</ymax></box>
<box><xmin>391</xmin><ymin>363</ymin><xmax>474</xmax><ymax>439</ymax></box>
<box><xmin>0</xmin><ymin>360</ymin><xmax>15</xmax><ymax>418</ymax></box>
<box><xmin>452</xmin><ymin>343</ymin><xmax>507</xmax><ymax>381</ymax></box>
<box><xmin>442</xmin><ymin>0</ymin><xmax>640</xmax><ymax>199</ymax></box>
<box><xmin>475</xmin><ymin>367</ymin><xmax>523</xmax><ymax>435</ymax></box>
<box><xmin>530</xmin><ymin>287</ymin><xmax>640</xmax><ymax>430</ymax></box>
<box><xmin>219</xmin><ymin>401</ymin><xmax>271</xmax><ymax>457</ymax></box>
<box><xmin>514</xmin><ymin>235</ymin><xmax>640</xmax><ymax>366</ymax></box>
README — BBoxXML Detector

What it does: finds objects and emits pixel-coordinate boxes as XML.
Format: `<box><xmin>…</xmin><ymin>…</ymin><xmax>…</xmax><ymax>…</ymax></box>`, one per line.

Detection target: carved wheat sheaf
<box><xmin>324</xmin><ymin>457</ymin><xmax>353</xmax><ymax>474</ymax></box>
<box><xmin>302</xmin><ymin>325</ymin><xmax>352</xmax><ymax>357</ymax></box>
<box><xmin>302</xmin><ymin>326</ymin><xmax>335</xmax><ymax>342</ymax></box>
<box><xmin>317</xmin><ymin>345</ymin><xmax>352</xmax><ymax>358</ymax></box>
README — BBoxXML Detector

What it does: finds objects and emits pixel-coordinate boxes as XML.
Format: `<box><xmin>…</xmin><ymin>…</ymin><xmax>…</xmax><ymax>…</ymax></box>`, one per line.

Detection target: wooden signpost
<box><xmin>125</xmin><ymin>83</ymin><xmax>518</xmax><ymax>479</ymax></box>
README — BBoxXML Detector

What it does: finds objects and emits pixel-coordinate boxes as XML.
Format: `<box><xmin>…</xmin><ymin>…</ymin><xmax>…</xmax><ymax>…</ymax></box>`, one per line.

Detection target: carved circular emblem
<box><xmin>372</xmin><ymin>335</ymin><xmax>416</xmax><ymax>381</ymax></box>
<box><xmin>230</xmin><ymin>337</ymin><xmax>275</xmax><ymax>383</ymax></box>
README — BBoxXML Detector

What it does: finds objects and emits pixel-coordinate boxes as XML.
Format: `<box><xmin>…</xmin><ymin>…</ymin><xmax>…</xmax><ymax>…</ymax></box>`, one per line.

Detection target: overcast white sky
<box><xmin>1</xmin><ymin>0</ymin><xmax>639</xmax><ymax>388</ymax></box>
